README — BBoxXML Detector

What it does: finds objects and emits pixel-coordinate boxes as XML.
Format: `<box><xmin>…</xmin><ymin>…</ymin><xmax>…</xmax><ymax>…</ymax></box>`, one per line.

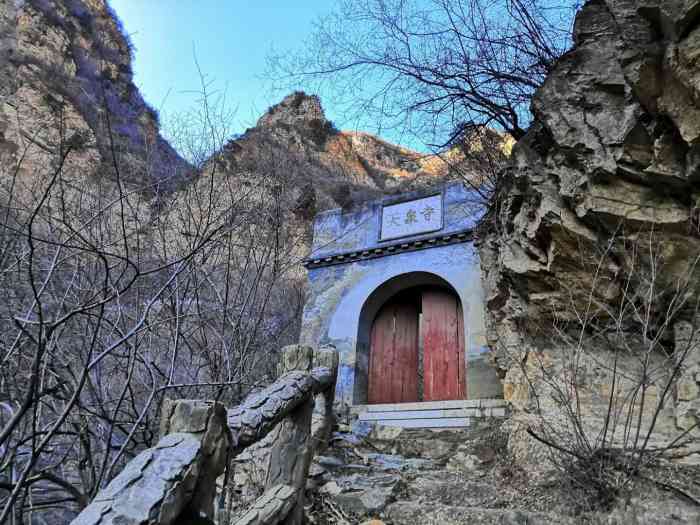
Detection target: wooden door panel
<box><xmin>368</xmin><ymin>301</ymin><xmax>419</xmax><ymax>404</ymax></box>
<box><xmin>422</xmin><ymin>289</ymin><xmax>466</xmax><ymax>401</ymax></box>
<box><xmin>457</xmin><ymin>301</ymin><xmax>466</xmax><ymax>399</ymax></box>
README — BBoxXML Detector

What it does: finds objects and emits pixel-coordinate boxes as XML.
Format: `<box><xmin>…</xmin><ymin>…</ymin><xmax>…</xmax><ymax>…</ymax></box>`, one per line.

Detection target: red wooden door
<box><xmin>368</xmin><ymin>300</ymin><xmax>419</xmax><ymax>404</ymax></box>
<box><xmin>422</xmin><ymin>289</ymin><xmax>466</xmax><ymax>401</ymax></box>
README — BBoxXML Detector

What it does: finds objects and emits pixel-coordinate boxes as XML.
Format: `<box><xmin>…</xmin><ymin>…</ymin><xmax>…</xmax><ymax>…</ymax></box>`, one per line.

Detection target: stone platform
<box><xmin>352</xmin><ymin>399</ymin><xmax>508</xmax><ymax>428</ymax></box>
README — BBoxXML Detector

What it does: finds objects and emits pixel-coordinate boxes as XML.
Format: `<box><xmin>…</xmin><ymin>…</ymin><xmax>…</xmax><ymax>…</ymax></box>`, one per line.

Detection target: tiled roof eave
<box><xmin>303</xmin><ymin>229</ymin><xmax>474</xmax><ymax>269</ymax></box>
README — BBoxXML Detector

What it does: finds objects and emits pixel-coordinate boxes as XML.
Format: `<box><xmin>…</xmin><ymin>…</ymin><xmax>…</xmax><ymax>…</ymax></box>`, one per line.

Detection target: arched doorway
<box><xmin>368</xmin><ymin>290</ymin><xmax>420</xmax><ymax>404</ymax></box>
<box><xmin>367</xmin><ymin>285</ymin><xmax>466</xmax><ymax>404</ymax></box>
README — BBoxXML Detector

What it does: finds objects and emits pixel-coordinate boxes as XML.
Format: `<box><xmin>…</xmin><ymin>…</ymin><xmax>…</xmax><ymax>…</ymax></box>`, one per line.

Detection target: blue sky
<box><xmin>108</xmin><ymin>2</ymin><xmax>576</xmax><ymax>154</ymax></box>
<box><xmin>109</xmin><ymin>1</ymin><xmax>338</xmax><ymax>136</ymax></box>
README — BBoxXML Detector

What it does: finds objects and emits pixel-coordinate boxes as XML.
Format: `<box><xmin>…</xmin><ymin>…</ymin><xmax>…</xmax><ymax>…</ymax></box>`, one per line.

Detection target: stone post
<box><xmin>311</xmin><ymin>344</ymin><xmax>339</xmax><ymax>451</ymax></box>
<box><xmin>230</xmin><ymin>344</ymin><xmax>338</xmax><ymax>525</ymax></box>
<box><xmin>265</xmin><ymin>344</ymin><xmax>315</xmax><ymax>525</ymax></box>
<box><xmin>159</xmin><ymin>399</ymin><xmax>231</xmax><ymax>520</ymax></box>
<box><xmin>71</xmin><ymin>400</ymin><xmax>230</xmax><ymax>525</ymax></box>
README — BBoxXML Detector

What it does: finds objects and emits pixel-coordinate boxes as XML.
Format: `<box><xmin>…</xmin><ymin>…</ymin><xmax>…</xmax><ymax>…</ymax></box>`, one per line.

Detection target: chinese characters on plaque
<box><xmin>379</xmin><ymin>194</ymin><xmax>443</xmax><ymax>241</ymax></box>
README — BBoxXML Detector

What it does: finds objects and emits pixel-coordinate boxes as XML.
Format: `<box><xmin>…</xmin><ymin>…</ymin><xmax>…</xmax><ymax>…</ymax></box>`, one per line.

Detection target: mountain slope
<box><xmin>0</xmin><ymin>0</ymin><xmax>484</xmax><ymax>213</ymax></box>
<box><xmin>214</xmin><ymin>92</ymin><xmax>462</xmax><ymax>216</ymax></box>
<box><xmin>0</xmin><ymin>0</ymin><xmax>189</xmax><ymax>193</ymax></box>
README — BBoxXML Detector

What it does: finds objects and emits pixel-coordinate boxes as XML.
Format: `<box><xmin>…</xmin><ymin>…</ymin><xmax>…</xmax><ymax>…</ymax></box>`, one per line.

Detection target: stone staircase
<box><xmin>352</xmin><ymin>399</ymin><xmax>508</xmax><ymax>429</ymax></box>
<box><xmin>306</xmin><ymin>419</ymin><xmax>574</xmax><ymax>524</ymax></box>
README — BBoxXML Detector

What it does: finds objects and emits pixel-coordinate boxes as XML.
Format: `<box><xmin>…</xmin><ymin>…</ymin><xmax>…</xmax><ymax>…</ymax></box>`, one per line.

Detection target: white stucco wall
<box><xmin>300</xmin><ymin>184</ymin><xmax>503</xmax><ymax>406</ymax></box>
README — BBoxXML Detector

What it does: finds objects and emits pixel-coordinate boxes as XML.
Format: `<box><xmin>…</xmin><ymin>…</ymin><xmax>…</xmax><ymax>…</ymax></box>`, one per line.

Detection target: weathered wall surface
<box><xmin>308</xmin><ymin>183</ymin><xmax>481</xmax><ymax>259</ymax></box>
<box><xmin>301</xmin><ymin>184</ymin><xmax>502</xmax><ymax>407</ymax></box>
<box><xmin>481</xmin><ymin>0</ymin><xmax>700</xmax><ymax>464</ymax></box>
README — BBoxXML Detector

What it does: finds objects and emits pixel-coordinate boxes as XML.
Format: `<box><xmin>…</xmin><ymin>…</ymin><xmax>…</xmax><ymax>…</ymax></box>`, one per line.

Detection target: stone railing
<box><xmin>71</xmin><ymin>345</ymin><xmax>339</xmax><ymax>525</ymax></box>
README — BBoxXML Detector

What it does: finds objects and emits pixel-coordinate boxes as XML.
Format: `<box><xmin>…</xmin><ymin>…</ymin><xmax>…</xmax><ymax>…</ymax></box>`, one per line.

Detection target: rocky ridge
<box><xmin>0</xmin><ymin>1</ymin><xmax>459</xmax><ymax>215</ymax></box>
<box><xmin>213</xmin><ymin>92</ymin><xmax>477</xmax><ymax>217</ymax></box>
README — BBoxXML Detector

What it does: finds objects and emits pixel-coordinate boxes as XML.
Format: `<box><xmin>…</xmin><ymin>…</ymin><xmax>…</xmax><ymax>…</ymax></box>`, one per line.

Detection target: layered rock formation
<box><xmin>481</xmin><ymin>0</ymin><xmax>700</xmax><ymax>465</ymax></box>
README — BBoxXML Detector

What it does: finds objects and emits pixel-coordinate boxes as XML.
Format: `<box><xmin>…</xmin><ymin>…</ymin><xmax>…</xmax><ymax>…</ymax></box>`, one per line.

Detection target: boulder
<box><xmin>324</xmin><ymin>473</ymin><xmax>403</xmax><ymax>516</ymax></box>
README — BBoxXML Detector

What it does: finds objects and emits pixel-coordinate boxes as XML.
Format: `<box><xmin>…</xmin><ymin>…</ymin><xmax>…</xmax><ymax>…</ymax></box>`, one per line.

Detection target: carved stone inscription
<box><xmin>380</xmin><ymin>194</ymin><xmax>443</xmax><ymax>241</ymax></box>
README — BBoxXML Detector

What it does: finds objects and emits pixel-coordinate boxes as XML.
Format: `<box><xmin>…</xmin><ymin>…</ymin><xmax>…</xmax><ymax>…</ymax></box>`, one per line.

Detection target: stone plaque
<box><xmin>380</xmin><ymin>194</ymin><xmax>443</xmax><ymax>241</ymax></box>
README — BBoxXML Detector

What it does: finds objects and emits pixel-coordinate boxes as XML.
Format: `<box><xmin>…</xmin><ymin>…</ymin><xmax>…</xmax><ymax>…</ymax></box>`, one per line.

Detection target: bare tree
<box><xmin>0</xmin><ymin>80</ymin><xmax>308</xmax><ymax>523</ymax></box>
<box><xmin>521</xmin><ymin>227</ymin><xmax>700</xmax><ymax>512</ymax></box>
<box><xmin>268</xmin><ymin>0</ymin><xmax>577</xmax><ymax>147</ymax></box>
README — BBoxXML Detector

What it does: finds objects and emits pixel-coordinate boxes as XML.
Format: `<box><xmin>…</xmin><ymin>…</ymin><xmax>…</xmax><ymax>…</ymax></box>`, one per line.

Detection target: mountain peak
<box><xmin>257</xmin><ymin>91</ymin><xmax>327</xmax><ymax>129</ymax></box>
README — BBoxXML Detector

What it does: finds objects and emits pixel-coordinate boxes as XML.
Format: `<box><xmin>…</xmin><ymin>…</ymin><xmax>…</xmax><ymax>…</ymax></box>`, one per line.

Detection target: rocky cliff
<box><xmin>0</xmin><ymin>1</ymin><xmax>462</xmax><ymax>205</ymax></box>
<box><xmin>0</xmin><ymin>0</ymin><xmax>189</xmax><ymax>193</ymax></box>
<box><xmin>481</xmin><ymin>0</ymin><xmax>700</xmax><ymax>469</ymax></box>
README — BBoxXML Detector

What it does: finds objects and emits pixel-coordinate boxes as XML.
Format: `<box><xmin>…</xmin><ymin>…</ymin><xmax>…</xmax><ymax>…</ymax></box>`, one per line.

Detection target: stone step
<box><xmin>363</xmin><ymin>417</ymin><xmax>472</xmax><ymax>429</ymax></box>
<box><xmin>385</xmin><ymin>502</ymin><xmax>576</xmax><ymax>525</ymax></box>
<box><xmin>355</xmin><ymin>399</ymin><xmax>507</xmax><ymax>412</ymax></box>
<box><xmin>360</xmin><ymin>408</ymin><xmax>474</xmax><ymax>420</ymax></box>
<box><xmin>354</xmin><ymin>399</ymin><xmax>507</xmax><ymax>428</ymax></box>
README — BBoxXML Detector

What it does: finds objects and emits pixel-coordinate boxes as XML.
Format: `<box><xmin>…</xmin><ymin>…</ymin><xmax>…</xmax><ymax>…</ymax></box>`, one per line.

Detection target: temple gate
<box><xmin>300</xmin><ymin>183</ymin><xmax>504</xmax><ymax>427</ymax></box>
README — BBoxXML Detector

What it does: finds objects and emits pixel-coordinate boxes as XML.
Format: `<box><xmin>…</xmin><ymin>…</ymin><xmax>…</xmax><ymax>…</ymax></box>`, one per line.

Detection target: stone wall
<box><xmin>481</xmin><ymin>0</ymin><xmax>700</xmax><ymax>465</ymax></box>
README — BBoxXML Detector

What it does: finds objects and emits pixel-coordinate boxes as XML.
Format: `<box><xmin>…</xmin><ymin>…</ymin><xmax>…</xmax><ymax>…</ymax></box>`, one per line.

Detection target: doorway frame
<box><xmin>299</xmin><ymin>241</ymin><xmax>503</xmax><ymax>408</ymax></box>
<box><xmin>356</xmin><ymin>272</ymin><xmax>466</xmax><ymax>405</ymax></box>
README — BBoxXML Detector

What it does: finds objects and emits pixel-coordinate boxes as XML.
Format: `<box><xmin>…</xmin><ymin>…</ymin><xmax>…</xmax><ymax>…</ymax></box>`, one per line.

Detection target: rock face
<box><xmin>480</xmin><ymin>0</ymin><xmax>700</xmax><ymax>467</ymax></box>
<box><xmin>0</xmin><ymin>0</ymin><xmax>188</xmax><ymax>191</ymax></box>
<box><xmin>216</xmin><ymin>92</ymin><xmax>494</xmax><ymax>217</ymax></box>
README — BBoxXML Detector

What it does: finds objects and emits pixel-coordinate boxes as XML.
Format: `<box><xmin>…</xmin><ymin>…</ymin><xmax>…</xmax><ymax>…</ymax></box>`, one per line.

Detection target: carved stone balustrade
<box><xmin>69</xmin><ymin>344</ymin><xmax>339</xmax><ymax>525</ymax></box>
